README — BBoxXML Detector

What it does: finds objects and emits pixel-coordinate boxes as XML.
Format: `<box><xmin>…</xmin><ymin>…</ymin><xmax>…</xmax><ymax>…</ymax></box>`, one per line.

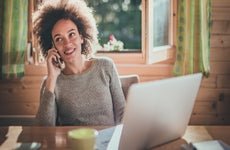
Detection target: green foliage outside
<box><xmin>87</xmin><ymin>0</ymin><xmax>141</xmax><ymax>50</ymax></box>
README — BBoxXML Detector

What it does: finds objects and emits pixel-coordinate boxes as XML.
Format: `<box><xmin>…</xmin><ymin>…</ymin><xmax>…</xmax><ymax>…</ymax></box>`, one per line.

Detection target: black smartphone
<box><xmin>52</xmin><ymin>52</ymin><xmax>63</xmax><ymax>65</ymax></box>
<box><xmin>52</xmin><ymin>42</ymin><xmax>63</xmax><ymax>68</ymax></box>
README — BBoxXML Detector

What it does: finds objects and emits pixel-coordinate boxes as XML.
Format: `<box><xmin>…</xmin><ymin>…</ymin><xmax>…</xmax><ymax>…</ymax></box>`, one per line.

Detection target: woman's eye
<box><xmin>55</xmin><ymin>37</ymin><xmax>62</xmax><ymax>43</ymax></box>
<box><xmin>69</xmin><ymin>32</ymin><xmax>76</xmax><ymax>37</ymax></box>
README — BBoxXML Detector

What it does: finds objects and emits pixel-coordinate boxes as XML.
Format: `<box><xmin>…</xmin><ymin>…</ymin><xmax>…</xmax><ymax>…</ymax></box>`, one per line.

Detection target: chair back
<box><xmin>119</xmin><ymin>74</ymin><xmax>140</xmax><ymax>100</ymax></box>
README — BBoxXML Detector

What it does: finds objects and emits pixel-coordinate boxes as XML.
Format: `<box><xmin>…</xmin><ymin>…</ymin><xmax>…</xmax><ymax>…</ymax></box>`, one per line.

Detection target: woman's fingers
<box><xmin>46</xmin><ymin>48</ymin><xmax>62</xmax><ymax>69</ymax></box>
<box><xmin>47</xmin><ymin>49</ymin><xmax>60</xmax><ymax>62</ymax></box>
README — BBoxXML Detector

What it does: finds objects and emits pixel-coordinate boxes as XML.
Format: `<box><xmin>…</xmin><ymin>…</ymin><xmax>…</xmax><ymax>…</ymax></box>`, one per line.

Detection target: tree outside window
<box><xmin>87</xmin><ymin>0</ymin><xmax>142</xmax><ymax>51</ymax></box>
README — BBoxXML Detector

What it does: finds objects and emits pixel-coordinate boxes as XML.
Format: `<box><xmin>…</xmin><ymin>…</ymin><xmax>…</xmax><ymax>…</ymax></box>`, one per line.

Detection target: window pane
<box><xmin>87</xmin><ymin>0</ymin><xmax>141</xmax><ymax>51</ymax></box>
<box><xmin>153</xmin><ymin>0</ymin><xmax>170</xmax><ymax>47</ymax></box>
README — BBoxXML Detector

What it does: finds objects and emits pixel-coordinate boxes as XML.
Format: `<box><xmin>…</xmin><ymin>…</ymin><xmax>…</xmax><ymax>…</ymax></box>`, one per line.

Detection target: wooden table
<box><xmin>0</xmin><ymin>126</ymin><xmax>230</xmax><ymax>150</ymax></box>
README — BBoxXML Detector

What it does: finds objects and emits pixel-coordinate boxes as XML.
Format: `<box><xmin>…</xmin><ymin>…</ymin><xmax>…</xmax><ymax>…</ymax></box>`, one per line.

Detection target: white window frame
<box><xmin>97</xmin><ymin>0</ymin><xmax>177</xmax><ymax>64</ymax></box>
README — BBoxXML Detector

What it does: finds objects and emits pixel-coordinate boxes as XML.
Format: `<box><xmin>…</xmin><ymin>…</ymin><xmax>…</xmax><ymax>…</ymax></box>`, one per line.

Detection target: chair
<box><xmin>119</xmin><ymin>74</ymin><xmax>140</xmax><ymax>100</ymax></box>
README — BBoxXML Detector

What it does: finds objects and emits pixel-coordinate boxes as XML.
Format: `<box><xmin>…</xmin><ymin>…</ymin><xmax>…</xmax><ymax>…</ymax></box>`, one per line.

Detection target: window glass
<box><xmin>87</xmin><ymin>0</ymin><xmax>142</xmax><ymax>51</ymax></box>
<box><xmin>153</xmin><ymin>0</ymin><xmax>170</xmax><ymax>47</ymax></box>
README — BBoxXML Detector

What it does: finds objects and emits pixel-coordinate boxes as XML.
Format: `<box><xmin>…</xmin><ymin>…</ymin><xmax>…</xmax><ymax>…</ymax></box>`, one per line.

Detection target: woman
<box><xmin>33</xmin><ymin>0</ymin><xmax>125</xmax><ymax>126</ymax></box>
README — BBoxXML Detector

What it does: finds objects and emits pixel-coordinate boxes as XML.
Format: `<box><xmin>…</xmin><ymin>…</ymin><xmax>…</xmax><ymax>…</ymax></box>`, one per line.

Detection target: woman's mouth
<box><xmin>64</xmin><ymin>48</ymin><xmax>75</xmax><ymax>55</ymax></box>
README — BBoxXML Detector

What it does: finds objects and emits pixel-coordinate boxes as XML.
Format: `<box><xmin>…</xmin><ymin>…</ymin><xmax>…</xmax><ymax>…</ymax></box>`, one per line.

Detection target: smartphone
<box><xmin>52</xmin><ymin>53</ymin><xmax>64</xmax><ymax>69</ymax></box>
<box><xmin>52</xmin><ymin>52</ymin><xmax>63</xmax><ymax>65</ymax></box>
<box><xmin>52</xmin><ymin>42</ymin><xmax>64</xmax><ymax>69</ymax></box>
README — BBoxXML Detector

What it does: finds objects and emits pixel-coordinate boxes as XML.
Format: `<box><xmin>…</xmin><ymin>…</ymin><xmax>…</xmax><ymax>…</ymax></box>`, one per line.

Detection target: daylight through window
<box><xmin>87</xmin><ymin>0</ymin><xmax>142</xmax><ymax>51</ymax></box>
<box><xmin>153</xmin><ymin>0</ymin><xmax>170</xmax><ymax>48</ymax></box>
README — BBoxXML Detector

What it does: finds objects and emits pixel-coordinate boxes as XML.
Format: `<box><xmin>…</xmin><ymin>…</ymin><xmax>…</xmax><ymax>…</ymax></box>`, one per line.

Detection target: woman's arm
<box><xmin>36</xmin><ymin>79</ymin><xmax>57</xmax><ymax>126</ymax></box>
<box><xmin>36</xmin><ymin>48</ymin><xmax>61</xmax><ymax>126</ymax></box>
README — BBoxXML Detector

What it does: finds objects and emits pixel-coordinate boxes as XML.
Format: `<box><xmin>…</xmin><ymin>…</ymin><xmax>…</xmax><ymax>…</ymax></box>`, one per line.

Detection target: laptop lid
<box><xmin>115</xmin><ymin>73</ymin><xmax>202</xmax><ymax>150</ymax></box>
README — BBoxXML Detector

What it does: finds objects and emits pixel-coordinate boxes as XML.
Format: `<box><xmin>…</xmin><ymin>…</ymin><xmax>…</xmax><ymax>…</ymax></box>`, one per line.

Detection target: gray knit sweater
<box><xmin>36</xmin><ymin>57</ymin><xmax>126</xmax><ymax>126</ymax></box>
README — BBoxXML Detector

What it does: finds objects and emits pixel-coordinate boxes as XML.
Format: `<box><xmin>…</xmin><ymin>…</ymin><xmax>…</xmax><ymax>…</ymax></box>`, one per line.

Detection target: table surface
<box><xmin>0</xmin><ymin>125</ymin><xmax>230</xmax><ymax>150</ymax></box>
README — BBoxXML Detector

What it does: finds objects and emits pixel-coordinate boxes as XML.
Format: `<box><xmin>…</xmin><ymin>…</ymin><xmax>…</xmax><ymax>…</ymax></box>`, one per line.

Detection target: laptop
<box><xmin>98</xmin><ymin>73</ymin><xmax>202</xmax><ymax>150</ymax></box>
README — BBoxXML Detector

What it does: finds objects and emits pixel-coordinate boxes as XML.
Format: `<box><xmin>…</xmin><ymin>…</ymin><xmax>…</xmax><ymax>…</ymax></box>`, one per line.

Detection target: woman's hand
<box><xmin>47</xmin><ymin>48</ymin><xmax>62</xmax><ymax>77</ymax></box>
<box><xmin>45</xmin><ymin>48</ymin><xmax>63</xmax><ymax>93</ymax></box>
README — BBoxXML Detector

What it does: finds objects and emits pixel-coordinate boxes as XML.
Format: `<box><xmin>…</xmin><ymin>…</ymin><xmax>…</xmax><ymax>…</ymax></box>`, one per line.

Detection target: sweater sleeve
<box><xmin>109</xmin><ymin>60</ymin><xmax>126</xmax><ymax>124</ymax></box>
<box><xmin>35</xmin><ymin>79</ymin><xmax>57</xmax><ymax>126</ymax></box>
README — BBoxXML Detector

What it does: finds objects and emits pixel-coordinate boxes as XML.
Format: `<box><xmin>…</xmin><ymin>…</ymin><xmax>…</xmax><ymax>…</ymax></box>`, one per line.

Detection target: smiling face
<box><xmin>51</xmin><ymin>19</ymin><xmax>84</xmax><ymax>62</ymax></box>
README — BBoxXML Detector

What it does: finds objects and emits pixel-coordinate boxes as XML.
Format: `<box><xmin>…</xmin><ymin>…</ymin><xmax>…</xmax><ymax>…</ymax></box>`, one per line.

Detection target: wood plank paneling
<box><xmin>211</xmin><ymin>35</ymin><xmax>230</xmax><ymax>48</ymax></box>
<box><xmin>217</xmin><ymin>75</ymin><xmax>230</xmax><ymax>88</ymax></box>
<box><xmin>210</xmin><ymin>62</ymin><xmax>230</xmax><ymax>74</ymax></box>
<box><xmin>212</xmin><ymin>8</ymin><xmax>230</xmax><ymax>21</ymax></box>
<box><xmin>140</xmin><ymin>76</ymin><xmax>171</xmax><ymax>82</ymax></box>
<box><xmin>24</xmin><ymin>64</ymin><xmax>47</xmax><ymax>76</ymax></box>
<box><xmin>190</xmin><ymin>114</ymin><xmax>230</xmax><ymax>125</ymax></box>
<box><xmin>210</xmin><ymin>48</ymin><xmax>230</xmax><ymax>61</ymax></box>
<box><xmin>116</xmin><ymin>64</ymin><xmax>173</xmax><ymax>76</ymax></box>
<box><xmin>218</xmin><ymin>98</ymin><xmax>230</xmax><ymax>114</ymax></box>
<box><xmin>0</xmin><ymin>102</ymin><xmax>38</xmax><ymax>115</ymax></box>
<box><xmin>200</xmin><ymin>75</ymin><xmax>217</xmax><ymax>88</ymax></box>
<box><xmin>193</xmin><ymin>101</ymin><xmax>217</xmax><ymax>115</ymax></box>
<box><xmin>211</xmin><ymin>21</ymin><xmax>230</xmax><ymax>35</ymax></box>
<box><xmin>196</xmin><ymin>88</ymin><xmax>224</xmax><ymax>102</ymax></box>
<box><xmin>0</xmin><ymin>90</ymin><xmax>40</xmax><ymax>103</ymax></box>
<box><xmin>213</xmin><ymin>0</ymin><xmax>230</xmax><ymax>8</ymax></box>
<box><xmin>0</xmin><ymin>78</ymin><xmax>43</xmax><ymax>90</ymax></box>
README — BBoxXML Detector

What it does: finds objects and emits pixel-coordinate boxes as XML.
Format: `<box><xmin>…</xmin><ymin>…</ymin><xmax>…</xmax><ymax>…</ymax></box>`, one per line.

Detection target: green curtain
<box><xmin>173</xmin><ymin>0</ymin><xmax>211</xmax><ymax>77</ymax></box>
<box><xmin>0</xmin><ymin>0</ymin><xmax>28</xmax><ymax>79</ymax></box>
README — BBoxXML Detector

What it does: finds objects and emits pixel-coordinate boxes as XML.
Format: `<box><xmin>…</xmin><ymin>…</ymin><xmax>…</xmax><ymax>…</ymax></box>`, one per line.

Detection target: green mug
<box><xmin>68</xmin><ymin>128</ymin><xmax>98</xmax><ymax>150</ymax></box>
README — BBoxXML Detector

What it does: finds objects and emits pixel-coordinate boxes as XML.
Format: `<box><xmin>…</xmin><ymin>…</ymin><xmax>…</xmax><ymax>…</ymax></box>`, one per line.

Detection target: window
<box><xmin>87</xmin><ymin>0</ymin><xmax>142</xmax><ymax>51</ymax></box>
<box><xmin>97</xmin><ymin>0</ymin><xmax>176</xmax><ymax>64</ymax></box>
<box><xmin>153</xmin><ymin>0</ymin><xmax>170</xmax><ymax>47</ymax></box>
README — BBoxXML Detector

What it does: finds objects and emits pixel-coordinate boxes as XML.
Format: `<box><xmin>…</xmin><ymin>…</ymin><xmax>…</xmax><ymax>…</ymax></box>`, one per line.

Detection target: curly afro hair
<box><xmin>33</xmin><ymin>0</ymin><xmax>99</xmax><ymax>58</ymax></box>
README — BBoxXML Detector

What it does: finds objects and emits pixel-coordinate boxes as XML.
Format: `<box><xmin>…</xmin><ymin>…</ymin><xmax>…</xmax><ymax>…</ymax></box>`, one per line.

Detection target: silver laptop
<box><xmin>107</xmin><ymin>73</ymin><xmax>202</xmax><ymax>150</ymax></box>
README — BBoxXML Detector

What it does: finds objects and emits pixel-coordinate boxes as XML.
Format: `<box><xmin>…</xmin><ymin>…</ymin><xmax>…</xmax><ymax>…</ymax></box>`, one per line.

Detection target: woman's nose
<box><xmin>62</xmin><ymin>37</ymin><xmax>72</xmax><ymax>48</ymax></box>
<box><xmin>63</xmin><ymin>37</ymin><xmax>70</xmax><ymax>45</ymax></box>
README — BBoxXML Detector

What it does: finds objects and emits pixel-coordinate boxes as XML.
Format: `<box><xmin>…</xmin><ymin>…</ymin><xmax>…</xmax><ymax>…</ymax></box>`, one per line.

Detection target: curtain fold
<box><xmin>0</xmin><ymin>0</ymin><xmax>28</xmax><ymax>79</ymax></box>
<box><xmin>173</xmin><ymin>0</ymin><xmax>211</xmax><ymax>77</ymax></box>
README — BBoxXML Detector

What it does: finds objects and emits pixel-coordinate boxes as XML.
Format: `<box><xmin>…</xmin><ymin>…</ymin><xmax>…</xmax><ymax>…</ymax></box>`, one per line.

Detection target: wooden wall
<box><xmin>0</xmin><ymin>0</ymin><xmax>230</xmax><ymax>125</ymax></box>
<box><xmin>192</xmin><ymin>0</ymin><xmax>230</xmax><ymax>125</ymax></box>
